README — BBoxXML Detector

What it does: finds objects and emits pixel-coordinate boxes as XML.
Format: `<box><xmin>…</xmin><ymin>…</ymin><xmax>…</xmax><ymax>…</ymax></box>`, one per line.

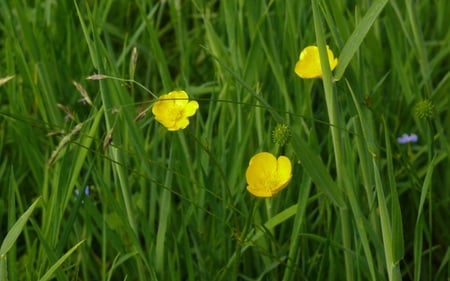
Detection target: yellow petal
<box><xmin>152</xmin><ymin>101</ymin><xmax>175</xmax><ymax>126</ymax></box>
<box><xmin>168</xmin><ymin>90</ymin><xmax>189</xmax><ymax>106</ymax></box>
<box><xmin>173</xmin><ymin>118</ymin><xmax>190</xmax><ymax>130</ymax></box>
<box><xmin>246</xmin><ymin>152</ymin><xmax>277</xmax><ymax>188</ymax></box>
<box><xmin>294</xmin><ymin>45</ymin><xmax>338</xmax><ymax>79</ymax></box>
<box><xmin>151</xmin><ymin>97</ymin><xmax>170</xmax><ymax>116</ymax></box>
<box><xmin>276</xmin><ymin>156</ymin><xmax>292</xmax><ymax>183</ymax></box>
<box><xmin>167</xmin><ymin>90</ymin><xmax>188</xmax><ymax>99</ymax></box>
<box><xmin>326</xmin><ymin>46</ymin><xmax>338</xmax><ymax>71</ymax></box>
<box><xmin>184</xmin><ymin>101</ymin><xmax>199</xmax><ymax>117</ymax></box>
<box><xmin>157</xmin><ymin>92</ymin><xmax>172</xmax><ymax>101</ymax></box>
<box><xmin>246</xmin><ymin>185</ymin><xmax>273</xmax><ymax>198</ymax></box>
<box><xmin>295</xmin><ymin>46</ymin><xmax>321</xmax><ymax>78</ymax></box>
<box><xmin>269</xmin><ymin>158</ymin><xmax>292</xmax><ymax>194</ymax></box>
<box><xmin>270</xmin><ymin>178</ymin><xmax>291</xmax><ymax>195</ymax></box>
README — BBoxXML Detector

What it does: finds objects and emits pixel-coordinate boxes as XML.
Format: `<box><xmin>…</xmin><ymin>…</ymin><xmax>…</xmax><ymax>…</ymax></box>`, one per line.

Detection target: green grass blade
<box><xmin>383</xmin><ymin>119</ymin><xmax>405</xmax><ymax>264</ymax></box>
<box><xmin>416</xmin><ymin>155</ymin><xmax>437</xmax><ymax>224</ymax></box>
<box><xmin>290</xmin><ymin>133</ymin><xmax>345</xmax><ymax>207</ymax></box>
<box><xmin>0</xmin><ymin>197</ymin><xmax>41</xmax><ymax>256</ymax></box>
<box><xmin>334</xmin><ymin>0</ymin><xmax>388</xmax><ymax>80</ymax></box>
<box><xmin>38</xmin><ymin>240</ymin><xmax>85</xmax><ymax>281</ymax></box>
<box><xmin>373</xmin><ymin>159</ymin><xmax>402</xmax><ymax>281</ymax></box>
<box><xmin>0</xmin><ymin>257</ymin><xmax>6</xmax><ymax>281</ymax></box>
<box><xmin>282</xmin><ymin>176</ymin><xmax>312</xmax><ymax>281</ymax></box>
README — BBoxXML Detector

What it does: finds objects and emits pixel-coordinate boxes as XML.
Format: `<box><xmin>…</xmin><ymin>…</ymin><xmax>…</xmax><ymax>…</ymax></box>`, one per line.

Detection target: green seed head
<box><xmin>272</xmin><ymin>124</ymin><xmax>291</xmax><ymax>147</ymax></box>
<box><xmin>414</xmin><ymin>100</ymin><xmax>434</xmax><ymax>119</ymax></box>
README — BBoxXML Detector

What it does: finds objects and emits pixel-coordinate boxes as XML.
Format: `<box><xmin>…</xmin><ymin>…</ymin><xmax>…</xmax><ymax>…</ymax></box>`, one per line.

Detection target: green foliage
<box><xmin>1</xmin><ymin>0</ymin><xmax>450</xmax><ymax>280</ymax></box>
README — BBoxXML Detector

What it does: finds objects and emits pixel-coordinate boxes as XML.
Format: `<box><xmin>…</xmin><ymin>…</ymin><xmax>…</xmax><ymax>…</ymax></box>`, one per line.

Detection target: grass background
<box><xmin>1</xmin><ymin>0</ymin><xmax>450</xmax><ymax>280</ymax></box>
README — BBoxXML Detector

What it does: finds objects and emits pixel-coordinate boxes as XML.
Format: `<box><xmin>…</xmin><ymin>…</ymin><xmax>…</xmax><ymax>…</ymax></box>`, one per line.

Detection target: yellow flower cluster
<box><xmin>149</xmin><ymin>44</ymin><xmax>338</xmax><ymax>198</ymax></box>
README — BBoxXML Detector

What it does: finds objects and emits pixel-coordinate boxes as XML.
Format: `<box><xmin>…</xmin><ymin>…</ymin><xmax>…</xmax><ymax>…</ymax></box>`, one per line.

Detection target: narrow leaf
<box><xmin>416</xmin><ymin>155</ymin><xmax>437</xmax><ymax>224</ymax></box>
<box><xmin>0</xmin><ymin>197</ymin><xmax>41</xmax><ymax>256</ymax></box>
<box><xmin>334</xmin><ymin>0</ymin><xmax>388</xmax><ymax>80</ymax></box>
<box><xmin>38</xmin><ymin>240</ymin><xmax>85</xmax><ymax>281</ymax></box>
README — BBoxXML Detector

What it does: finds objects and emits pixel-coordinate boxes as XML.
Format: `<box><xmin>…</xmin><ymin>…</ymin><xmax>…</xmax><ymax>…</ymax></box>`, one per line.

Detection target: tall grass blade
<box><xmin>38</xmin><ymin>240</ymin><xmax>85</xmax><ymax>281</ymax></box>
<box><xmin>0</xmin><ymin>197</ymin><xmax>41</xmax><ymax>256</ymax></box>
<box><xmin>334</xmin><ymin>0</ymin><xmax>388</xmax><ymax>80</ymax></box>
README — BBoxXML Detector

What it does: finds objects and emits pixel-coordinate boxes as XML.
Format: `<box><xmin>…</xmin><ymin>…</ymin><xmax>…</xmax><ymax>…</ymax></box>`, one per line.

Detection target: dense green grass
<box><xmin>1</xmin><ymin>0</ymin><xmax>450</xmax><ymax>280</ymax></box>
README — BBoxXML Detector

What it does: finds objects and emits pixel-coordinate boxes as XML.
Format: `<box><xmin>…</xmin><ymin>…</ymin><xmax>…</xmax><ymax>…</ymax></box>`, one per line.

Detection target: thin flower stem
<box><xmin>311</xmin><ymin>1</ymin><xmax>353</xmax><ymax>280</ymax></box>
<box><xmin>87</xmin><ymin>74</ymin><xmax>158</xmax><ymax>98</ymax></box>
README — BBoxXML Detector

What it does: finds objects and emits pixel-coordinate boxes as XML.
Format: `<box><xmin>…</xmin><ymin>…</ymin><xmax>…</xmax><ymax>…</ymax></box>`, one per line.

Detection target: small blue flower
<box><xmin>74</xmin><ymin>186</ymin><xmax>90</xmax><ymax>204</ymax></box>
<box><xmin>397</xmin><ymin>133</ymin><xmax>418</xmax><ymax>144</ymax></box>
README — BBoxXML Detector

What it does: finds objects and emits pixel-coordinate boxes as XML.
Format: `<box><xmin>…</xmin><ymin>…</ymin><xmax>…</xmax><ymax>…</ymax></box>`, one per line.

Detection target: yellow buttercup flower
<box><xmin>152</xmin><ymin>90</ymin><xmax>199</xmax><ymax>131</ymax></box>
<box><xmin>245</xmin><ymin>152</ymin><xmax>292</xmax><ymax>197</ymax></box>
<box><xmin>294</xmin><ymin>45</ymin><xmax>338</xmax><ymax>79</ymax></box>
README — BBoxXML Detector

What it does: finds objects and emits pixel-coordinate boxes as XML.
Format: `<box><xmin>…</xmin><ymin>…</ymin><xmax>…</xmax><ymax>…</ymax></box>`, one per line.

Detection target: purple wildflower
<box><xmin>397</xmin><ymin>133</ymin><xmax>418</xmax><ymax>144</ymax></box>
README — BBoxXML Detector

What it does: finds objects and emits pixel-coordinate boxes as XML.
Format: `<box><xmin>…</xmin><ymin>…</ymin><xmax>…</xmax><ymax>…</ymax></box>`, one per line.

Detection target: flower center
<box><xmin>170</xmin><ymin>105</ymin><xmax>184</xmax><ymax>121</ymax></box>
<box><xmin>264</xmin><ymin>171</ymin><xmax>279</xmax><ymax>190</ymax></box>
